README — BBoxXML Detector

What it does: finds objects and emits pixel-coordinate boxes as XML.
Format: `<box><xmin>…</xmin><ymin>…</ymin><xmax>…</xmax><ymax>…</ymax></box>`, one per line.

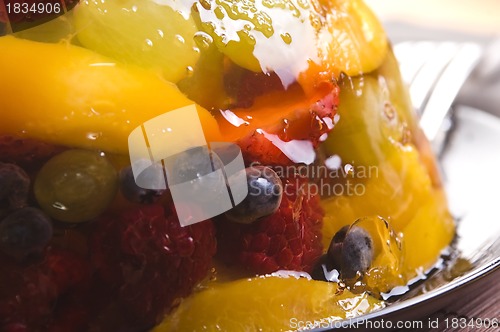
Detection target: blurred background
<box><xmin>365</xmin><ymin>0</ymin><xmax>500</xmax><ymax>116</ymax></box>
<box><xmin>365</xmin><ymin>0</ymin><xmax>500</xmax><ymax>41</ymax></box>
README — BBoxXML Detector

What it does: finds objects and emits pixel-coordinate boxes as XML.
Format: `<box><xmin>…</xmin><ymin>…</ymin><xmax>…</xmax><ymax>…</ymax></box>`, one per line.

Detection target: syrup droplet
<box><xmin>280</xmin><ymin>32</ymin><xmax>292</xmax><ymax>44</ymax></box>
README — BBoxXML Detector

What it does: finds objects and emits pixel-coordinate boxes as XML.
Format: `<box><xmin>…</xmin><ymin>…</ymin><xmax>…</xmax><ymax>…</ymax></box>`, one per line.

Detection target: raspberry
<box><xmin>0</xmin><ymin>248</ymin><xmax>90</xmax><ymax>331</ymax></box>
<box><xmin>0</xmin><ymin>136</ymin><xmax>65</xmax><ymax>171</ymax></box>
<box><xmin>237</xmin><ymin>85</ymin><xmax>339</xmax><ymax>166</ymax></box>
<box><xmin>48</xmin><ymin>304</ymin><xmax>89</xmax><ymax>332</ymax></box>
<box><xmin>217</xmin><ymin>176</ymin><xmax>324</xmax><ymax>274</ymax></box>
<box><xmin>90</xmin><ymin>203</ymin><xmax>216</xmax><ymax>329</ymax></box>
<box><xmin>45</xmin><ymin>249</ymin><xmax>91</xmax><ymax>294</ymax></box>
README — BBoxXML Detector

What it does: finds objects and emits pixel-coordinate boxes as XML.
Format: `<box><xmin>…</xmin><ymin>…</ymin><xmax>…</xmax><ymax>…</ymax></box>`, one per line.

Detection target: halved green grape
<box><xmin>73</xmin><ymin>0</ymin><xmax>200</xmax><ymax>83</ymax></box>
<box><xmin>375</xmin><ymin>48</ymin><xmax>416</xmax><ymax>133</ymax></box>
<box><xmin>34</xmin><ymin>150</ymin><xmax>118</xmax><ymax>223</ymax></box>
<box><xmin>322</xmin><ymin>72</ymin><xmax>406</xmax><ymax>167</ymax></box>
<box><xmin>375</xmin><ymin>50</ymin><xmax>442</xmax><ymax>187</ymax></box>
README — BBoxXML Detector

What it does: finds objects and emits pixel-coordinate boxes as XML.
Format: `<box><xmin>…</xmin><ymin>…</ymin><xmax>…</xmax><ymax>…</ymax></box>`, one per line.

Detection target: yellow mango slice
<box><xmin>322</xmin><ymin>147</ymin><xmax>434</xmax><ymax>240</ymax></box>
<box><xmin>154</xmin><ymin>276</ymin><xmax>383</xmax><ymax>331</ymax></box>
<box><xmin>299</xmin><ymin>0</ymin><xmax>388</xmax><ymax>92</ymax></box>
<box><xmin>402</xmin><ymin>190</ymin><xmax>454</xmax><ymax>274</ymax></box>
<box><xmin>73</xmin><ymin>0</ymin><xmax>200</xmax><ymax>83</ymax></box>
<box><xmin>0</xmin><ymin>36</ymin><xmax>221</xmax><ymax>154</ymax></box>
<box><xmin>320</xmin><ymin>0</ymin><xmax>387</xmax><ymax>75</ymax></box>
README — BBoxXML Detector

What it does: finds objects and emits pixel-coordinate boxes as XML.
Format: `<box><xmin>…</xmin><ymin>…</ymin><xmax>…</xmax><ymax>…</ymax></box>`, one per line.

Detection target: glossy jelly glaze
<box><xmin>0</xmin><ymin>1</ymin><xmax>453</xmax><ymax>331</ymax></box>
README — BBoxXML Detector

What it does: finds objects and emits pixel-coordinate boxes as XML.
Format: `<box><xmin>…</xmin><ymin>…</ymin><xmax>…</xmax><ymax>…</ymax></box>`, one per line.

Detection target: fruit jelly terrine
<box><xmin>0</xmin><ymin>1</ymin><xmax>454</xmax><ymax>331</ymax></box>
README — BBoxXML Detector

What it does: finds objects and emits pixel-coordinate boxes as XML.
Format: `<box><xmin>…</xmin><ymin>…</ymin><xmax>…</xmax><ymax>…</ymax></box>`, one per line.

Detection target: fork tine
<box><xmin>394</xmin><ymin>41</ymin><xmax>438</xmax><ymax>83</ymax></box>
<box><xmin>394</xmin><ymin>40</ymin><xmax>483</xmax><ymax>153</ymax></box>
<box><xmin>420</xmin><ymin>43</ymin><xmax>482</xmax><ymax>141</ymax></box>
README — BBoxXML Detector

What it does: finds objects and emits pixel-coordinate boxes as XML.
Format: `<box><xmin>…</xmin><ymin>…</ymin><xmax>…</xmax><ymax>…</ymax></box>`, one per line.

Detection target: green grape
<box><xmin>34</xmin><ymin>150</ymin><xmax>118</xmax><ymax>223</ymax></box>
<box><xmin>73</xmin><ymin>0</ymin><xmax>200</xmax><ymax>83</ymax></box>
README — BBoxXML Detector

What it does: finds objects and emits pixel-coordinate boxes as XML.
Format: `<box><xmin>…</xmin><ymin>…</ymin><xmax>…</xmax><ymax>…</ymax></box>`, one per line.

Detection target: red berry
<box><xmin>0</xmin><ymin>136</ymin><xmax>65</xmax><ymax>171</ymax></box>
<box><xmin>0</xmin><ymin>248</ymin><xmax>90</xmax><ymax>330</ymax></box>
<box><xmin>217</xmin><ymin>176</ymin><xmax>324</xmax><ymax>274</ymax></box>
<box><xmin>45</xmin><ymin>249</ymin><xmax>91</xmax><ymax>294</ymax></box>
<box><xmin>0</xmin><ymin>258</ymin><xmax>56</xmax><ymax>329</ymax></box>
<box><xmin>90</xmin><ymin>203</ymin><xmax>216</xmax><ymax>328</ymax></box>
<box><xmin>48</xmin><ymin>305</ymin><xmax>89</xmax><ymax>332</ymax></box>
<box><xmin>237</xmin><ymin>85</ymin><xmax>339</xmax><ymax>166</ymax></box>
<box><xmin>2</xmin><ymin>323</ymin><xmax>28</xmax><ymax>332</ymax></box>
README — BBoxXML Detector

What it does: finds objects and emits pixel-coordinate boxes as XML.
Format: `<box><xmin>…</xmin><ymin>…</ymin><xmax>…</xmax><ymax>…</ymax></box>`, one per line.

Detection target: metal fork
<box><xmin>393</xmin><ymin>41</ymin><xmax>482</xmax><ymax>152</ymax></box>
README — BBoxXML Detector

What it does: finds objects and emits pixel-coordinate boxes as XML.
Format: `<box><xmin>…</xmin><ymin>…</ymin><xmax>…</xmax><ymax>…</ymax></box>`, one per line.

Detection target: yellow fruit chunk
<box><xmin>322</xmin><ymin>49</ymin><xmax>414</xmax><ymax>169</ymax></box>
<box><xmin>299</xmin><ymin>0</ymin><xmax>388</xmax><ymax>92</ymax></box>
<box><xmin>74</xmin><ymin>0</ymin><xmax>200</xmax><ymax>83</ymax></box>
<box><xmin>322</xmin><ymin>148</ymin><xmax>433</xmax><ymax>238</ymax></box>
<box><xmin>321</xmin><ymin>147</ymin><xmax>454</xmax><ymax>290</ymax></box>
<box><xmin>320</xmin><ymin>0</ymin><xmax>388</xmax><ymax>75</ymax></box>
<box><xmin>345</xmin><ymin>216</ymin><xmax>406</xmax><ymax>295</ymax></box>
<box><xmin>154</xmin><ymin>276</ymin><xmax>383</xmax><ymax>331</ymax></box>
<box><xmin>0</xmin><ymin>36</ymin><xmax>221</xmax><ymax>154</ymax></box>
<box><xmin>323</xmin><ymin>74</ymin><xmax>403</xmax><ymax>168</ymax></box>
<box><xmin>319</xmin><ymin>48</ymin><xmax>453</xmax><ymax>293</ymax></box>
<box><xmin>402</xmin><ymin>190</ymin><xmax>454</xmax><ymax>274</ymax></box>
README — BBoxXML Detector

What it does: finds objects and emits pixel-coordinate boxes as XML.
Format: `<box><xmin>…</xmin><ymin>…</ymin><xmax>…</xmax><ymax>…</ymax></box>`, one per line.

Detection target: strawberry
<box><xmin>217</xmin><ymin>175</ymin><xmax>324</xmax><ymax>274</ymax></box>
<box><xmin>0</xmin><ymin>136</ymin><xmax>65</xmax><ymax>171</ymax></box>
<box><xmin>90</xmin><ymin>203</ymin><xmax>216</xmax><ymax>329</ymax></box>
<box><xmin>236</xmin><ymin>85</ymin><xmax>340</xmax><ymax>166</ymax></box>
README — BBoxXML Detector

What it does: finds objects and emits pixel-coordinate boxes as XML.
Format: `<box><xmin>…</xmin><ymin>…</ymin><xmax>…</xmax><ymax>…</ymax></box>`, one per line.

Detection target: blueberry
<box><xmin>166</xmin><ymin>146</ymin><xmax>226</xmax><ymax>202</ymax></box>
<box><xmin>327</xmin><ymin>225</ymin><xmax>349</xmax><ymax>268</ymax></box>
<box><xmin>327</xmin><ymin>225</ymin><xmax>373</xmax><ymax>279</ymax></box>
<box><xmin>0</xmin><ymin>207</ymin><xmax>53</xmax><ymax>259</ymax></box>
<box><xmin>311</xmin><ymin>255</ymin><xmax>330</xmax><ymax>281</ymax></box>
<box><xmin>120</xmin><ymin>165</ymin><xmax>166</xmax><ymax>204</ymax></box>
<box><xmin>0</xmin><ymin>162</ymin><xmax>30</xmax><ymax>210</ymax></box>
<box><xmin>168</xmin><ymin>146</ymin><xmax>224</xmax><ymax>184</ymax></box>
<box><xmin>225</xmin><ymin>166</ymin><xmax>282</xmax><ymax>224</ymax></box>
